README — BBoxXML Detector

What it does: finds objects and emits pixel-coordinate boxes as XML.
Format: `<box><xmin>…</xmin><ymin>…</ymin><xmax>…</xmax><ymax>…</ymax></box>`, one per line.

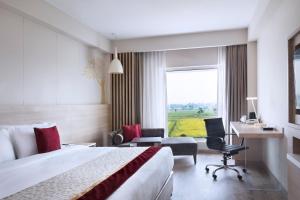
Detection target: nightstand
<box><xmin>62</xmin><ymin>142</ymin><xmax>96</xmax><ymax>147</ymax></box>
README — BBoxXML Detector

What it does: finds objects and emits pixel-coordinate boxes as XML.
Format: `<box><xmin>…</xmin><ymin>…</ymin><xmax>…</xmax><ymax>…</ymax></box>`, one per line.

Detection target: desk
<box><xmin>230</xmin><ymin>122</ymin><xmax>283</xmax><ymax>171</ymax></box>
<box><xmin>230</xmin><ymin>122</ymin><xmax>283</xmax><ymax>139</ymax></box>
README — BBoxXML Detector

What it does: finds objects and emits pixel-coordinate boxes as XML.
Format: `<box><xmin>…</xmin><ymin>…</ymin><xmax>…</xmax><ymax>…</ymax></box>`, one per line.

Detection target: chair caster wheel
<box><xmin>243</xmin><ymin>168</ymin><xmax>247</xmax><ymax>173</ymax></box>
<box><xmin>238</xmin><ymin>175</ymin><xmax>243</xmax><ymax>180</ymax></box>
<box><xmin>212</xmin><ymin>174</ymin><xmax>217</xmax><ymax>180</ymax></box>
<box><xmin>205</xmin><ymin>167</ymin><xmax>209</xmax><ymax>173</ymax></box>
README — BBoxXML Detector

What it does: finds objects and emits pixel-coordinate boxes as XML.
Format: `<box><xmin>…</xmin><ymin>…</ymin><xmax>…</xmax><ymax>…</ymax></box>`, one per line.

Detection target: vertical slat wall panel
<box><xmin>130</xmin><ymin>53</ymin><xmax>135</xmax><ymax>125</ymax></box>
<box><xmin>111</xmin><ymin>52</ymin><xmax>142</xmax><ymax>130</ymax></box>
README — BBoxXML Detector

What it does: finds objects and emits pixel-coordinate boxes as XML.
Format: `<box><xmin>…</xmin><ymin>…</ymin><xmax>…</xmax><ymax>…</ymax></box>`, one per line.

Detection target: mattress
<box><xmin>0</xmin><ymin>146</ymin><xmax>174</xmax><ymax>200</ymax></box>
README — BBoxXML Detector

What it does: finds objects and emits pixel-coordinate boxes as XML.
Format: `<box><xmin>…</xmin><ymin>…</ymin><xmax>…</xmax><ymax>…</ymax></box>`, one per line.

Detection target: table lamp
<box><xmin>246</xmin><ymin>97</ymin><xmax>258</xmax><ymax>122</ymax></box>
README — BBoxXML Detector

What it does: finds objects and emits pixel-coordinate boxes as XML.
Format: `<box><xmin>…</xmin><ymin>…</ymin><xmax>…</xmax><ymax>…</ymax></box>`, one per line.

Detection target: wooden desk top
<box><xmin>230</xmin><ymin>121</ymin><xmax>284</xmax><ymax>138</ymax></box>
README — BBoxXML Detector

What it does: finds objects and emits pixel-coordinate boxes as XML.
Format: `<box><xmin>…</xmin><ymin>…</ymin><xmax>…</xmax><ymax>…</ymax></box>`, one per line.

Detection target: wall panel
<box><xmin>23</xmin><ymin>19</ymin><xmax>57</xmax><ymax>105</ymax></box>
<box><xmin>0</xmin><ymin>6</ymin><xmax>111</xmax><ymax>145</ymax></box>
<box><xmin>0</xmin><ymin>105</ymin><xmax>111</xmax><ymax>145</ymax></box>
<box><xmin>0</xmin><ymin>7</ymin><xmax>23</xmax><ymax>104</ymax></box>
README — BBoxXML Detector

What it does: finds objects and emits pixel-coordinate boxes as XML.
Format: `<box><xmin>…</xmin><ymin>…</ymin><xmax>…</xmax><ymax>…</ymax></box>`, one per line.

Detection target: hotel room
<box><xmin>0</xmin><ymin>0</ymin><xmax>299</xmax><ymax>199</ymax></box>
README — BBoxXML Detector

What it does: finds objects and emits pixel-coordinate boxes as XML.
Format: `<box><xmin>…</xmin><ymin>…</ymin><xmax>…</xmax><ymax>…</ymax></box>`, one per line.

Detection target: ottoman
<box><xmin>162</xmin><ymin>137</ymin><xmax>198</xmax><ymax>164</ymax></box>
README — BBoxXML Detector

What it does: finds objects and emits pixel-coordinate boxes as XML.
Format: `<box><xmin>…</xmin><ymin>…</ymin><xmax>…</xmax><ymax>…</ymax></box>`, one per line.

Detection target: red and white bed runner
<box><xmin>76</xmin><ymin>147</ymin><xmax>161</xmax><ymax>200</ymax></box>
<box><xmin>4</xmin><ymin>147</ymin><xmax>161</xmax><ymax>200</ymax></box>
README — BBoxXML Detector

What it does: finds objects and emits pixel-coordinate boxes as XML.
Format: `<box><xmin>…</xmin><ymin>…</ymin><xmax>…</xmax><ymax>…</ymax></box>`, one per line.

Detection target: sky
<box><xmin>166</xmin><ymin>69</ymin><xmax>218</xmax><ymax>104</ymax></box>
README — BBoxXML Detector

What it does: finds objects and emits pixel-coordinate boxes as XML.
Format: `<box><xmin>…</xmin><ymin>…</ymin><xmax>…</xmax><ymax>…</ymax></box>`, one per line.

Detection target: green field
<box><xmin>168</xmin><ymin>110</ymin><xmax>215</xmax><ymax>137</ymax></box>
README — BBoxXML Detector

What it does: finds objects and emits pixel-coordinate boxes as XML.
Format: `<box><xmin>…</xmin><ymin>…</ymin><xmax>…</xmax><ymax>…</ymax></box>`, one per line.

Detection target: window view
<box><xmin>167</xmin><ymin>69</ymin><xmax>218</xmax><ymax>137</ymax></box>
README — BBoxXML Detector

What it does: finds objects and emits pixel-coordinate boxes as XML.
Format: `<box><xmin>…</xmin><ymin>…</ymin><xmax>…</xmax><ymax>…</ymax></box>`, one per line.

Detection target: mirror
<box><xmin>295</xmin><ymin>45</ymin><xmax>300</xmax><ymax>115</ymax></box>
<box><xmin>289</xmin><ymin>31</ymin><xmax>300</xmax><ymax>124</ymax></box>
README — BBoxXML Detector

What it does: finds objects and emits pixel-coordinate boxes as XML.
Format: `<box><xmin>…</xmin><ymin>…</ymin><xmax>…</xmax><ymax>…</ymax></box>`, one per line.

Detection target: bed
<box><xmin>0</xmin><ymin>145</ymin><xmax>174</xmax><ymax>200</ymax></box>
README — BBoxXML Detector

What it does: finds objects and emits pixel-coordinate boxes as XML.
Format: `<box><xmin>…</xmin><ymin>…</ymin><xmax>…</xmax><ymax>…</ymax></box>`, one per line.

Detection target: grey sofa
<box><xmin>110</xmin><ymin>128</ymin><xmax>164</xmax><ymax>146</ymax></box>
<box><xmin>162</xmin><ymin>137</ymin><xmax>198</xmax><ymax>164</ymax></box>
<box><xmin>110</xmin><ymin>128</ymin><xmax>197</xmax><ymax>164</ymax></box>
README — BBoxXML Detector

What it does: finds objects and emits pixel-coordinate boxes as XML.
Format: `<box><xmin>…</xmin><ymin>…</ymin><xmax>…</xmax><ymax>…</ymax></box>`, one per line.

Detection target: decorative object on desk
<box><xmin>246</xmin><ymin>97</ymin><xmax>258</xmax><ymax>123</ymax></box>
<box><xmin>249</xmin><ymin>112</ymin><xmax>256</xmax><ymax>120</ymax></box>
<box><xmin>240</xmin><ymin>115</ymin><xmax>247</xmax><ymax>123</ymax></box>
<box><xmin>261</xmin><ymin>123</ymin><xmax>276</xmax><ymax>131</ymax></box>
<box><xmin>262</xmin><ymin>127</ymin><xmax>275</xmax><ymax>131</ymax></box>
<box><xmin>246</xmin><ymin>119</ymin><xmax>257</xmax><ymax>124</ymax></box>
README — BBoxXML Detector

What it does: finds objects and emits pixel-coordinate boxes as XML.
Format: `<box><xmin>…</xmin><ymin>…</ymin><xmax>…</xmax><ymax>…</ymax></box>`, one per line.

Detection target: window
<box><xmin>167</xmin><ymin>68</ymin><xmax>218</xmax><ymax>137</ymax></box>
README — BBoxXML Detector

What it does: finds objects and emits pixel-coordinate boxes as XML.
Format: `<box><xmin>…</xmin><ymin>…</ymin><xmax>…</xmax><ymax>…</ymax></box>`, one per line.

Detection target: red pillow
<box><xmin>34</xmin><ymin>126</ymin><xmax>61</xmax><ymax>153</ymax></box>
<box><xmin>122</xmin><ymin>124</ymin><xmax>141</xmax><ymax>142</ymax></box>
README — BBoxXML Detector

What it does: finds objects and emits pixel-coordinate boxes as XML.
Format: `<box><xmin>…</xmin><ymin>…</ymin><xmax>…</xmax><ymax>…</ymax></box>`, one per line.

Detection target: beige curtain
<box><xmin>111</xmin><ymin>52</ymin><xmax>143</xmax><ymax>130</ymax></box>
<box><xmin>225</xmin><ymin>45</ymin><xmax>248</xmax><ymax>132</ymax></box>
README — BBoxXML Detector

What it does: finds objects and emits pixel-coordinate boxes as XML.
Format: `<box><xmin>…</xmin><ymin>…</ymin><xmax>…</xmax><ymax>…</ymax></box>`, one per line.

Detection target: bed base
<box><xmin>155</xmin><ymin>171</ymin><xmax>174</xmax><ymax>200</ymax></box>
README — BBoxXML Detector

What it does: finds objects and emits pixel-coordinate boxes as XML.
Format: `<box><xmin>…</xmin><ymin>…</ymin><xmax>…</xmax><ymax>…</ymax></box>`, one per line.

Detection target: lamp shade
<box><xmin>108</xmin><ymin>48</ymin><xmax>123</xmax><ymax>74</ymax></box>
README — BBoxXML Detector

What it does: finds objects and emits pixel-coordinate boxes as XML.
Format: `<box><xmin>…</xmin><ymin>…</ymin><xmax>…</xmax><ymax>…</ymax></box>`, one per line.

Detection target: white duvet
<box><xmin>0</xmin><ymin>146</ymin><xmax>173</xmax><ymax>200</ymax></box>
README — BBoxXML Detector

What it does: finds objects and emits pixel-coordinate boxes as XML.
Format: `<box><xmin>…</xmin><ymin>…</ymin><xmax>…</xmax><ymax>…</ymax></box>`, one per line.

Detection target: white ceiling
<box><xmin>45</xmin><ymin>0</ymin><xmax>259</xmax><ymax>40</ymax></box>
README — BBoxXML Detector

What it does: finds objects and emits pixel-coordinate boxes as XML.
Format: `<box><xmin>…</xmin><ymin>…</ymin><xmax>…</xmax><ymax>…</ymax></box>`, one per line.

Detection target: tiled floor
<box><xmin>172</xmin><ymin>154</ymin><xmax>287</xmax><ymax>200</ymax></box>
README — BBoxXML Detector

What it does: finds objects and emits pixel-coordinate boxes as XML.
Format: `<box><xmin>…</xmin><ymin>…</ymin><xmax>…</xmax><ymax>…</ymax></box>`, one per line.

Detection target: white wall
<box><xmin>0</xmin><ymin>6</ymin><xmax>110</xmax><ymax>105</ymax></box>
<box><xmin>113</xmin><ymin>29</ymin><xmax>248</xmax><ymax>52</ymax></box>
<box><xmin>251</xmin><ymin>0</ymin><xmax>300</xmax><ymax>190</ymax></box>
<box><xmin>247</xmin><ymin>42</ymin><xmax>258</xmax><ymax>112</ymax></box>
<box><xmin>0</xmin><ymin>0</ymin><xmax>111</xmax><ymax>52</ymax></box>
<box><xmin>166</xmin><ymin>47</ymin><xmax>218</xmax><ymax>68</ymax></box>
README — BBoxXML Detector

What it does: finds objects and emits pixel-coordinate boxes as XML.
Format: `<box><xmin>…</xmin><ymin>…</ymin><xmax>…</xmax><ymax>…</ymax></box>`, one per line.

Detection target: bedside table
<box><xmin>62</xmin><ymin>142</ymin><xmax>96</xmax><ymax>147</ymax></box>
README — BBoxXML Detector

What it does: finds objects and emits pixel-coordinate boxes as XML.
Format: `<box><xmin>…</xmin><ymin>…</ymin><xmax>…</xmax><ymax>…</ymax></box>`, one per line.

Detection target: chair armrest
<box><xmin>206</xmin><ymin>136</ymin><xmax>225</xmax><ymax>150</ymax></box>
<box><xmin>225</xmin><ymin>133</ymin><xmax>237</xmax><ymax>136</ymax></box>
<box><xmin>206</xmin><ymin>136</ymin><xmax>225</xmax><ymax>143</ymax></box>
<box><xmin>141</xmin><ymin>128</ymin><xmax>164</xmax><ymax>138</ymax></box>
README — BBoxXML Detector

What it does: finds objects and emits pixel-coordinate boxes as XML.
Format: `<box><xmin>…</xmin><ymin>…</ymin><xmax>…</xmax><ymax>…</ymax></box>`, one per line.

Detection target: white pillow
<box><xmin>4</xmin><ymin>123</ymin><xmax>56</xmax><ymax>159</ymax></box>
<box><xmin>0</xmin><ymin>129</ymin><xmax>16</xmax><ymax>162</ymax></box>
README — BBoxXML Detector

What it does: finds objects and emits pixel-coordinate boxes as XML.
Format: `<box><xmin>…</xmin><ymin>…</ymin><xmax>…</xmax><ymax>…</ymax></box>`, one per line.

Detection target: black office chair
<box><xmin>204</xmin><ymin>118</ymin><xmax>248</xmax><ymax>181</ymax></box>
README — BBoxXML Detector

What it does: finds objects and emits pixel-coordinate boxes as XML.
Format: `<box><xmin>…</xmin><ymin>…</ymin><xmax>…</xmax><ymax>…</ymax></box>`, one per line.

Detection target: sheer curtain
<box><xmin>141</xmin><ymin>51</ymin><xmax>167</xmax><ymax>130</ymax></box>
<box><xmin>217</xmin><ymin>47</ymin><xmax>227</xmax><ymax>129</ymax></box>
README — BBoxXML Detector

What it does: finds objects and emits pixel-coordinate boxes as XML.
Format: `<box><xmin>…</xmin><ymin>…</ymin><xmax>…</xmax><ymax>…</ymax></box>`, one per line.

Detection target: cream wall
<box><xmin>0</xmin><ymin>0</ymin><xmax>111</xmax><ymax>52</ymax></box>
<box><xmin>251</xmin><ymin>0</ymin><xmax>300</xmax><ymax>190</ymax></box>
<box><xmin>247</xmin><ymin>41</ymin><xmax>258</xmax><ymax>112</ymax></box>
<box><xmin>113</xmin><ymin>29</ymin><xmax>248</xmax><ymax>52</ymax></box>
<box><xmin>0</xmin><ymin>5</ymin><xmax>110</xmax><ymax>105</ymax></box>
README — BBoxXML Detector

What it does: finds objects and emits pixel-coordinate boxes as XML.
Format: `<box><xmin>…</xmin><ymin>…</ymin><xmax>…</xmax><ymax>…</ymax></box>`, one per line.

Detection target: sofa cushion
<box><xmin>112</xmin><ymin>133</ymin><xmax>124</xmax><ymax>145</ymax></box>
<box><xmin>141</xmin><ymin>128</ymin><xmax>164</xmax><ymax>138</ymax></box>
<box><xmin>122</xmin><ymin>124</ymin><xmax>141</xmax><ymax>142</ymax></box>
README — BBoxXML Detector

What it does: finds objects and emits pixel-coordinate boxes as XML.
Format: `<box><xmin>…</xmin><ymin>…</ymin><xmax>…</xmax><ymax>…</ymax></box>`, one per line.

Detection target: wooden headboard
<box><xmin>0</xmin><ymin>104</ymin><xmax>111</xmax><ymax>146</ymax></box>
